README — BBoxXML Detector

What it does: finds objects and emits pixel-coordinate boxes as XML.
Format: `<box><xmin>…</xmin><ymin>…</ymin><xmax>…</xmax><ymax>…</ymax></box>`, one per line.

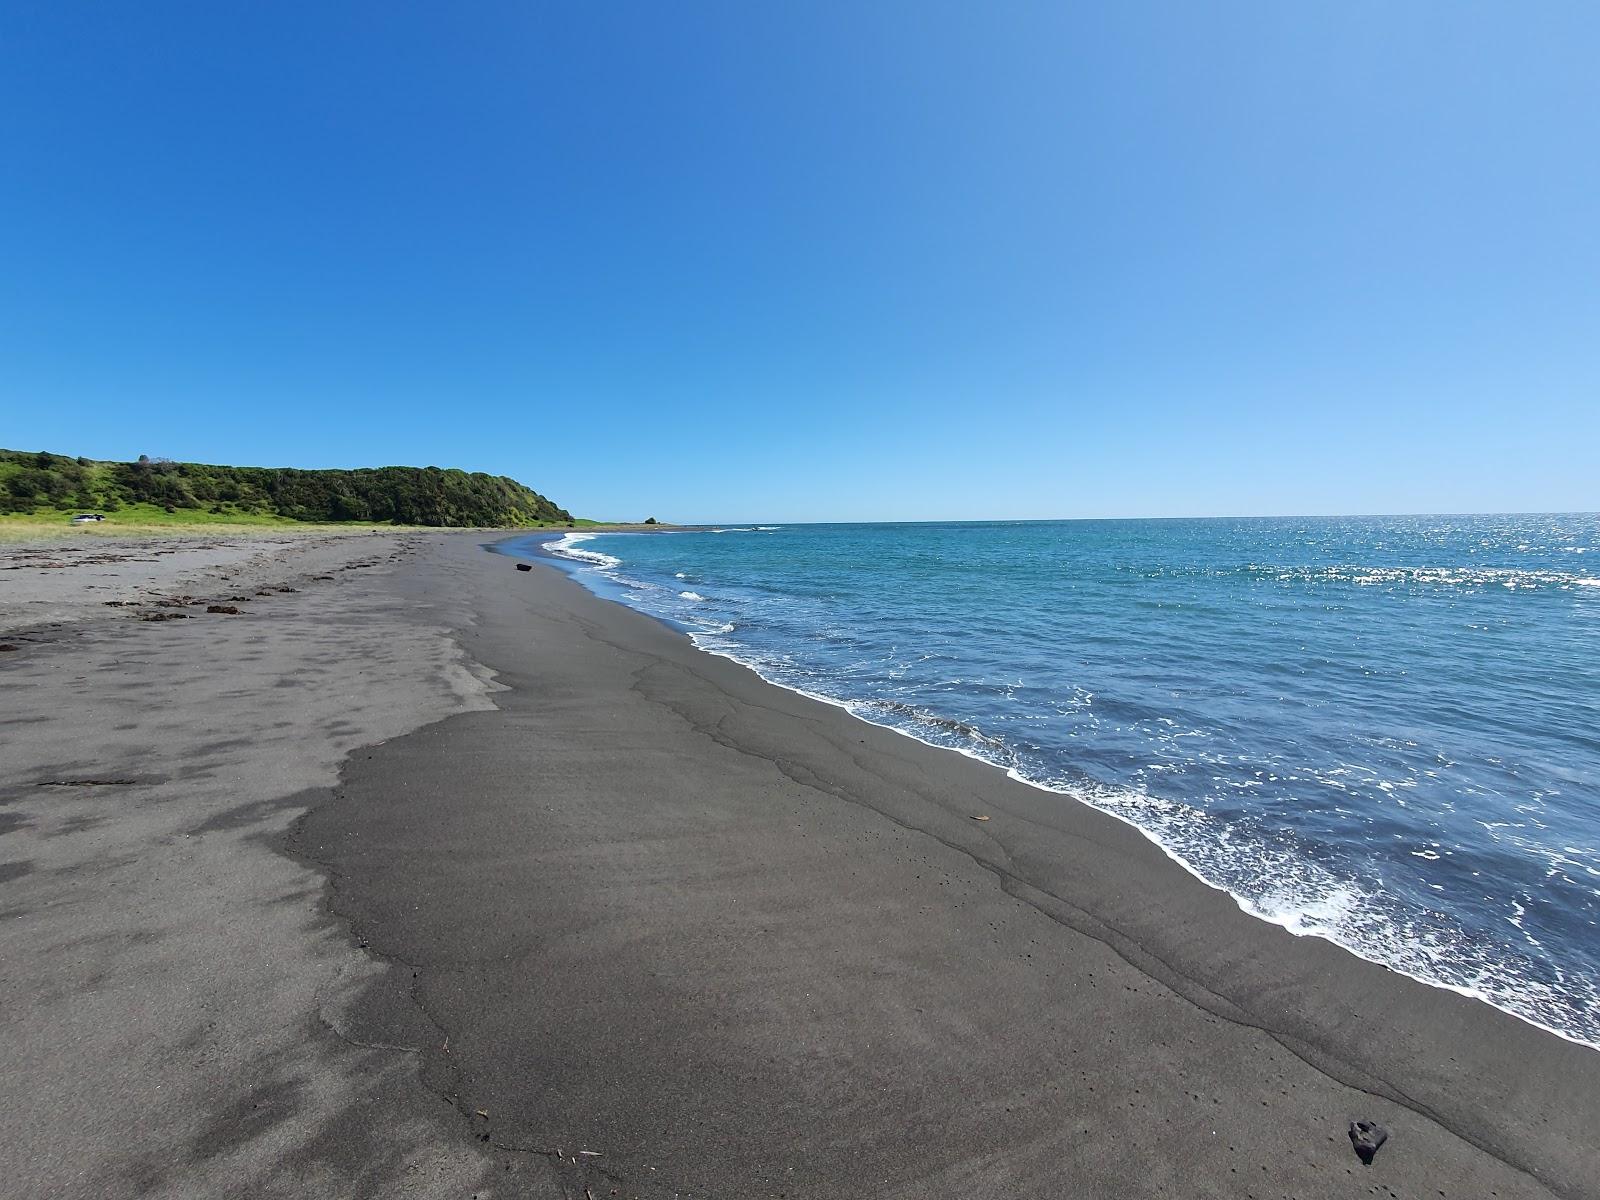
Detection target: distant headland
<box><xmin>0</xmin><ymin>447</ymin><xmax>593</xmax><ymax>529</ymax></box>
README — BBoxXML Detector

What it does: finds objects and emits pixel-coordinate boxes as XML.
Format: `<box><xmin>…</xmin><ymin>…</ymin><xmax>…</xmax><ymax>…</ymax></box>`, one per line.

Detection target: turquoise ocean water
<box><xmin>519</xmin><ymin>516</ymin><xmax>1600</xmax><ymax>1048</ymax></box>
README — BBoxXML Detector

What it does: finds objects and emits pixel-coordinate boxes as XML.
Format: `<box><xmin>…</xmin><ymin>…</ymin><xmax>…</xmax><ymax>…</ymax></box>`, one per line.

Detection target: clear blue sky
<box><xmin>3</xmin><ymin>2</ymin><xmax>1596</xmax><ymax>522</ymax></box>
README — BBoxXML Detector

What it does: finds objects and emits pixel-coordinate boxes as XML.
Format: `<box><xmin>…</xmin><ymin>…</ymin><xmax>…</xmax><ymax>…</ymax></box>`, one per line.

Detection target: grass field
<box><xmin>0</xmin><ymin>505</ymin><xmax>623</xmax><ymax>544</ymax></box>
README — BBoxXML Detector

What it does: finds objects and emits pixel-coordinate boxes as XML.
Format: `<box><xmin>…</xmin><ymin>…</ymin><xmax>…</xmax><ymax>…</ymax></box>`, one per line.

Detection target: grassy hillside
<box><xmin>0</xmin><ymin>449</ymin><xmax>572</xmax><ymax>528</ymax></box>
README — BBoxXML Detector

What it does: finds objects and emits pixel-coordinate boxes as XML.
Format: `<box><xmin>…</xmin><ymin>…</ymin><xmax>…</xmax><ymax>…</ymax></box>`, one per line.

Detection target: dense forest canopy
<box><xmin>0</xmin><ymin>448</ymin><xmax>571</xmax><ymax>526</ymax></box>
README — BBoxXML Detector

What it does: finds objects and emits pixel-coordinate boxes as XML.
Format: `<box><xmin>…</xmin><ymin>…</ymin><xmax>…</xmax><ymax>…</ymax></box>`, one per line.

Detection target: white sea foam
<box><xmin>679</xmin><ymin>591</ymin><xmax>706</xmax><ymax>601</ymax></box>
<box><xmin>545</xmin><ymin>532</ymin><xmax>622</xmax><ymax>570</ymax></box>
<box><xmin>1249</xmin><ymin>880</ymin><xmax>1364</xmax><ymax>939</ymax></box>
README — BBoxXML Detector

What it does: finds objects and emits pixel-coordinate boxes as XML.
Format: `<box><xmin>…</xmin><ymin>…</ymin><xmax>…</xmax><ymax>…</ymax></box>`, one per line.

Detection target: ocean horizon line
<box><xmin>663</xmin><ymin>509</ymin><xmax>1600</xmax><ymax>528</ymax></box>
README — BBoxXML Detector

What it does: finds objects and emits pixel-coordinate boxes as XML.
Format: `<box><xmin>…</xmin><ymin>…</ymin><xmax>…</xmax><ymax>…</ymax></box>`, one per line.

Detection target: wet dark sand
<box><xmin>291</xmin><ymin>536</ymin><xmax>1600</xmax><ymax>1199</ymax></box>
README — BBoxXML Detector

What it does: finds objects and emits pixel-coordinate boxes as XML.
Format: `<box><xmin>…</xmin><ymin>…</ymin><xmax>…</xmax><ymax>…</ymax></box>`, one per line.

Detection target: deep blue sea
<box><xmin>530</xmin><ymin>516</ymin><xmax>1600</xmax><ymax>1048</ymax></box>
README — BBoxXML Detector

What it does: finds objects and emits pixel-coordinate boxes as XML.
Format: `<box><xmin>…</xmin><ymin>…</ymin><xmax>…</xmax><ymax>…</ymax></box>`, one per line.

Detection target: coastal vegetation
<box><xmin>0</xmin><ymin>448</ymin><xmax>571</xmax><ymax>528</ymax></box>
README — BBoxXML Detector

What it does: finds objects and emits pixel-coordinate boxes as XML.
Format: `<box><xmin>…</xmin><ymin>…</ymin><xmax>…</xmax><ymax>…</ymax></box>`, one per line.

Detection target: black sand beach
<box><xmin>4</xmin><ymin>532</ymin><xmax>1598</xmax><ymax>1198</ymax></box>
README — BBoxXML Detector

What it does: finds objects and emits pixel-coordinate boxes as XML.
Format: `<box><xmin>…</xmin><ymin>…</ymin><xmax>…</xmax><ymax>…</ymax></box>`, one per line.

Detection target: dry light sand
<box><xmin>2</xmin><ymin>531</ymin><xmax>1597</xmax><ymax>1199</ymax></box>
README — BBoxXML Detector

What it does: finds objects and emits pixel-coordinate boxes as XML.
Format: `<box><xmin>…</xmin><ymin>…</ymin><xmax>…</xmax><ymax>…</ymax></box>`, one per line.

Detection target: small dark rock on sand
<box><xmin>206</xmin><ymin>604</ymin><xmax>243</xmax><ymax>615</ymax></box>
<box><xmin>141</xmin><ymin>612</ymin><xmax>190</xmax><ymax>622</ymax></box>
<box><xmin>0</xmin><ymin>643</ymin><xmax>17</xmax><ymax>652</ymax></box>
<box><xmin>516</xmin><ymin>563</ymin><xmax>533</xmax><ymax>572</ymax></box>
<box><xmin>1349</xmin><ymin>1119</ymin><xmax>1389</xmax><ymax>1165</ymax></box>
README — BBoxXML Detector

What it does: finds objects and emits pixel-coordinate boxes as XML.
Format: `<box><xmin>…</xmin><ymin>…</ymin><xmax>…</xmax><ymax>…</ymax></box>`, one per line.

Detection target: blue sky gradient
<box><xmin>3</xmin><ymin>2</ymin><xmax>1597</xmax><ymax>522</ymax></box>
